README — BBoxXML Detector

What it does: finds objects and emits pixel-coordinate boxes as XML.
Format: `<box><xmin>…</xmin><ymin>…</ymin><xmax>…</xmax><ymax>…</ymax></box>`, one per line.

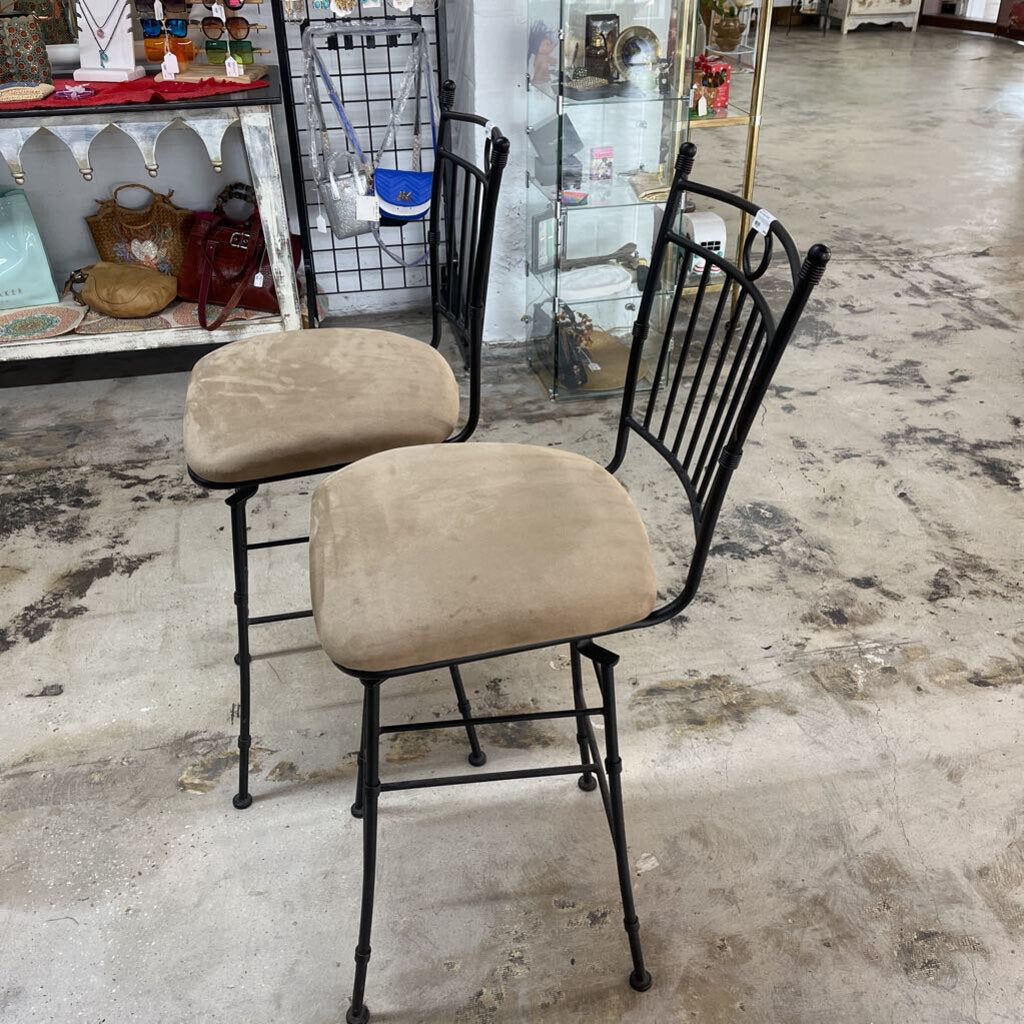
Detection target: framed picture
<box><xmin>531</xmin><ymin>211</ymin><xmax>558</xmax><ymax>274</ymax></box>
<box><xmin>584</xmin><ymin>13</ymin><xmax>619</xmax><ymax>77</ymax></box>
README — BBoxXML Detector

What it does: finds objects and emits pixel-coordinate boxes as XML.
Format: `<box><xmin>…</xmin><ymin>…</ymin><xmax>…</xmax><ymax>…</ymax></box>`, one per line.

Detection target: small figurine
<box><xmin>529</xmin><ymin>22</ymin><xmax>556</xmax><ymax>86</ymax></box>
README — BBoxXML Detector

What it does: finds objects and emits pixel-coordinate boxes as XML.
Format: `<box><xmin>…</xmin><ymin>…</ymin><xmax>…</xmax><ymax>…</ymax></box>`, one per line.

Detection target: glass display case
<box><xmin>525</xmin><ymin>0</ymin><xmax>774</xmax><ymax>398</ymax></box>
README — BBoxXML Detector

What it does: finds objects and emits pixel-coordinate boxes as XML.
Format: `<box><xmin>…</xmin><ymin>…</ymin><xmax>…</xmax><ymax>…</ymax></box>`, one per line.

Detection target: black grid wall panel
<box><xmin>283</xmin><ymin>1</ymin><xmax>447</xmax><ymax>308</ymax></box>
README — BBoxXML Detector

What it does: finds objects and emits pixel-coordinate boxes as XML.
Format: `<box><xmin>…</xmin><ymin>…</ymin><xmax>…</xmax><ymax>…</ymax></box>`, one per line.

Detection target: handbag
<box><xmin>177</xmin><ymin>183</ymin><xmax>301</xmax><ymax>332</ymax></box>
<box><xmin>303</xmin><ymin>19</ymin><xmax>438</xmax><ymax>265</ymax></box>
<box><xmin>13</xmin><ymin>0</ymin><xmax>74</xmax><ymax>45</ymax></box>
<box><xmin>86</xmin><ymin>185</ymin><xmax>195</xmax><ymax>278</ymax></box>
<box><xmin>0</xmin><ymin>187</ymin><xmax>58</xmax><ymax>311</ymax></box>
<box><xmin>68</xmin><ymin>262</ymin><xmax>177</xmax><ymax>318</ymax></box>
<box><xmin>0</xmin><ymin>14</ymin><xmax>52</xmax><ymax>84</ymax></box>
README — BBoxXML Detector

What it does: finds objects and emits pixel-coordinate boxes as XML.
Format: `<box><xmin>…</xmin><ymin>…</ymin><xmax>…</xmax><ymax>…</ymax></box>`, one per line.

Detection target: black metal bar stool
<box><xmin>307</xmin><ymin>142</ymin><xmax>830</xmax><ymax>1021</ymax></box>
<box><xmin>183</xmin><ymin>97</ymin><xmax>509</xmax><ymax>809</ymax></box>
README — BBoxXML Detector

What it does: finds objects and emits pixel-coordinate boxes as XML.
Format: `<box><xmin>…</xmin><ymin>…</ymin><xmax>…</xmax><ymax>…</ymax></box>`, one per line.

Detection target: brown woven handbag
<box><xmin>86</xmin><ymin>185</ymin><xmax>195</xmax><ymax>278</ymax></box>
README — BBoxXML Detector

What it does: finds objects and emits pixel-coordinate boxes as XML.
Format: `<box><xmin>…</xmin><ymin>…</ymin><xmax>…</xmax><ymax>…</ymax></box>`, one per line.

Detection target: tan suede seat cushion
<box><xmin>183</xmin><ymin>328</ymin><xmax>460</xmax><ymax>485</ymax></box>
<box><xmin>309</xmin><ymin>443</ymin><xmax>659</xmax><ymax>674</ymax></box>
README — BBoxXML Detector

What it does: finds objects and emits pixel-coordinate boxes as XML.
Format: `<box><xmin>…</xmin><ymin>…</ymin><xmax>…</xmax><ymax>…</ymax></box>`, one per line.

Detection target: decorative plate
<box><xmin>559</xmin><ymin>264</ymin><xmax>634</xmax><ymax>303</ymax></box>
<box><xmin>0</xmin><ymin>303</ymin><xmax>85</xmax><ymax>343</ymax></box>
<box><xmin>612</xmin><ymin>26</ymin><xmax>660</xmax><ymax>81</ymax></box>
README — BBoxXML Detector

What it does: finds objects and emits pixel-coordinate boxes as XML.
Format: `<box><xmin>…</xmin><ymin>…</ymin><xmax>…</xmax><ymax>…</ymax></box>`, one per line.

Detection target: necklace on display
<box><xmin>78</xmin><ymin>0</ymin><xmax>131</xmax><ymax>66</ymax></box>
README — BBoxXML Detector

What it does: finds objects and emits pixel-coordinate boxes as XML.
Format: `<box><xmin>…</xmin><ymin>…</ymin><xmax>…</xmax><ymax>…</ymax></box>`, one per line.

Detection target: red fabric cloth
<box><xmin>0</xmin><ymin>75</ymin><xmax>268</xmax><ymax>112</ymax></box>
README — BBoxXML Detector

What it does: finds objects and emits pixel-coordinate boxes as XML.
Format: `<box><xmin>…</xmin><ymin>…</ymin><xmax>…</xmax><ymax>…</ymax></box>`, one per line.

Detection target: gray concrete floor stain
<box><xmin>2</xmin><ymin>27</ymin><xmax>1024</xmax><ymax>1024</ymax></box>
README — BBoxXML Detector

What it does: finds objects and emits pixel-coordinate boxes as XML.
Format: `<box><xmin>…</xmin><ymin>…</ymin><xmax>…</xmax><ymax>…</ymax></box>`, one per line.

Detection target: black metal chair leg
<box><xmin>352</xmin><ymin>689</ymin><xmax>368</xmax><ymax>819</ymax></box>
<box><xmin>347</xmin><ymin>680</ymin><xmax>382</xmax><ymax>1024</ymax></box>
<box><xmin>449</xmin><ymin>665</ymin><xmax>487</xmax><ymax>767</ymax></box>
<box><xmin>584</xmin><ymin>643</ymin><xmax>653</xmax><ymax>993</ymax></box>
<box><xmin>227</xmin><ymin>485</ymin><xmax>259</xmax><ymax>810</ymax></box>
<box><xmin>570</xmin><ymin>644</ymin><xmax>597</xmax><ymax>792</ymax></box>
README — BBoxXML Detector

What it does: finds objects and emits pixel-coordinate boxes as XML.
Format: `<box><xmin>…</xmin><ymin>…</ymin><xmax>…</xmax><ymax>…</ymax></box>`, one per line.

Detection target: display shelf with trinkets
<box><xmin>525</xmin><ymin>0</ymin><xmax>773</xmax><ymax>399</ymax></box>
<box><xmin>0</xmin><ymin>63</ymin><xmax>307</xmax><ymax>361</ymax></box>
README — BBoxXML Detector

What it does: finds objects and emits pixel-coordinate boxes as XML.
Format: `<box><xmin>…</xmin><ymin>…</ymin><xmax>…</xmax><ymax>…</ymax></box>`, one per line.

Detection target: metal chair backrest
<box><xmin>429</xmin><ymin>91</ymin><xmax>510</xmax><ymax>442</ymax></box>
<box><xmin>610</xmin><ymin>141</ymin><xmax>830</xmax><ymax>621</ymax></box>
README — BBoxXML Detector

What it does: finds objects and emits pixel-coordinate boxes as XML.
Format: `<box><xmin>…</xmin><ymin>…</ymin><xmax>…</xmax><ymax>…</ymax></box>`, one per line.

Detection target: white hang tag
<box><xmin>161</xmin><ymin>52</ymin><xmax>179</xmax><ymax>78</ymax></box>
<box><xmin>356</xmin><ymin>193</ymin><xmax>379</xmax><ymax>222</ymax></box>
<box><xmin>751</xmin><ymin>208</ymin><xmax>776</xmax><ymax>236</ymax></box>
<box><xmin>316</xmin><ymin>211</ymin><xmax>328</xmax><ymax>234</ymax></box>
<box><xmin>253</xmin><ymin>271</ymin><xmax>264</xmax><ymax>288</ymax></box>
<box><xmin>224</xmin><ymin>56</ymin><xmax>242</xmax><ymax>78</ymax></box>
<box><xmin>697</xmin><ymin>94</ymin><xmax>708</xmax><ymax>118</ymax></box>
<box><xmin>153</xmin><ymin>0</ymin><xmax>164</xmax><ymax>19</ymax></box>
<box><xmin>211</xmin><ymin>2</ymin><xmax>227</xmax><ymax>22</ymax></box>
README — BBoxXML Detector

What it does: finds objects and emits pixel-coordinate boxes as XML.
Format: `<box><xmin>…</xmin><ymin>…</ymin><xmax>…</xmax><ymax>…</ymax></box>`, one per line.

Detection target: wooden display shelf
<box><xmin>155</xmin><ymin>64</ymin><xmax>269</xmax><ymax>85</ymax></box>
<box><xmin>0</xmin><ymin>65</ymin><xmax>302</xmax><ymax>361</ymax></box>
<box><xmin>0</xmin><ymin>315</ymin><xmax>287</xmax><ymax>363</ymax></box>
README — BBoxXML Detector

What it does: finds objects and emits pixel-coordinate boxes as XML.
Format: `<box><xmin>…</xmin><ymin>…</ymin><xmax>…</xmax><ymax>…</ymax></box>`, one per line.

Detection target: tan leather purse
<box><xmin>68</xmin><ymin>262</ymin><xmax>177</xmax><ymax>318</ymax></box>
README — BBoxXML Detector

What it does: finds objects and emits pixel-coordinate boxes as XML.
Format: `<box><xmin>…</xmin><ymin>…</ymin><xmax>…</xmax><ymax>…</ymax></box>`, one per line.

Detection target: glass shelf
<box><xmin>688</xmin><ymin>101</ymin><xmax>752</xmax><ymax>129</ymax></box>
<box><xmin>525</xmin><ymin>0</ymin><xmax>770</xmax><ymax>398</ymax></box>
<box><xmin>527</xmin><ymin>172</ymin><xmax>672</xmax><ymax>213</ymax></box>
<box><xmin>528</xmin><ymin>82</ymin><xmax>692</xmax><ymax>110</ymax></box>
<box><xmin>529</xmin><ymin>261</ymin><xmax>724</xmax><ymax>311</ymax></box>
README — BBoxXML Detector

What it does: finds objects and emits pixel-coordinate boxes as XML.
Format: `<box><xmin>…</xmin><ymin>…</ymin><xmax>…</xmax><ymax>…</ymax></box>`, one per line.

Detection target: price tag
<box><xmin>356</xmin><ymin>193</ymin><xmax>379</xmax><ymax>222</ymax></box>
<box><xmin>751</xmin><ymin>208</ymin><xmax>776</xmax><ymax>236</ymax></box>
<box><xmin>253</xmin><ymin>272</ymin><xmax>264</xmax><ymax>288</ymax></box>
<box><xmin>316</xmin><ymin>211</ymin><xmax>328</xmax><ymax>234</ymax></box>
<box><xmin>224</xmin><ymin>56</ymin><xmax>242</xmax><ymax>78</ymax></box>
<box><xmin>161</xmin><ymin>52</ymin><xmax>179</xmax><ymax>78</ymax></box>
<box><xmin>153</xmin><ymin>0</ymin><xmax>164</xmax><ymax>19</ymax></box>
<box><xmin>211</xmin><ymin>2</ymin><xmax>226</xmax><ymax>21</ymax></box>
<box><xmin>697</xmin><ymin>94</ymin><xmax>708</xmax><ymax>118</ymax></box>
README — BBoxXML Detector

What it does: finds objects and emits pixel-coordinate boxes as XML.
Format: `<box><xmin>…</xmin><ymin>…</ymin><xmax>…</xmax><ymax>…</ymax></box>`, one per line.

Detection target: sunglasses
<box><xmin>201</xmin><ymin>15</ymin><xmax>262</xmax><ymax>39</ymax></box>
<box><xmin>143</xmin><ymin>35</ymin><xmax>195</xmax><ymax>61</ymax></box>
<box><xmin>141</xmin><ymin>16</ymin><xmax>189</xmax><ymax>37</ymax></box>
<box><xmin>205</xmin><ymin>0</ymin><xmax>247</xmax><ymax>9</ymax></box>
<box><xmin>204</xmin><ymin>38</ymin><xmax>263</xmax><ymax>64</ymax></box>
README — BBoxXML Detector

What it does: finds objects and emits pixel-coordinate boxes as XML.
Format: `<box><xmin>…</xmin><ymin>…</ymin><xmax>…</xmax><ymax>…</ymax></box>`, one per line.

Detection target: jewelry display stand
<box><xmin>74</xmin><ymin>0</ymin><xmax>145</xmax><ymax>83</ymax></box>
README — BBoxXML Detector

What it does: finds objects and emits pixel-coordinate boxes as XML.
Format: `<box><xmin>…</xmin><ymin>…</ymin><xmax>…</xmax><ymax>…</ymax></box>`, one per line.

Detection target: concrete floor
<box><xmin>2</xmin><ymin>27</ymin><xmax>1023</xmax><ymax>1024</ymax></box>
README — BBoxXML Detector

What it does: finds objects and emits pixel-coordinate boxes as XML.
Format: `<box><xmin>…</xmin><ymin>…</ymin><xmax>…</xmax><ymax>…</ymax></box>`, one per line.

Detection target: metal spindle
<box><xmin>643</xmin><ymin>255</ymin><xmax>692</xmax><ymax>434</ymax></box>
<box><xmin>692</xmin><ymin>307</ymin><xmax>761</xmax><ymax>486</ymax></box>
<box><xmin>671</xmin><ymin>283</ymin><xmax>731</xmax><ymax>457</ymax></box>
<box><xmin>682</xmin><ymin>292</ymin><xmax>750</xmax><ymax>472</ymax></box>
<box><xmin>657</xmin><ymin>259</ymin><xmax>712</xmax><ymax>441</ymax></box>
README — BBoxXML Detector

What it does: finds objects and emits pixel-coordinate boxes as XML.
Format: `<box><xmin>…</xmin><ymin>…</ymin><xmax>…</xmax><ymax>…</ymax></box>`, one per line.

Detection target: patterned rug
<box><xmin>0</xmin><ymin>303</ymin><xmax>86</xmax><ymax>343</ymax></box>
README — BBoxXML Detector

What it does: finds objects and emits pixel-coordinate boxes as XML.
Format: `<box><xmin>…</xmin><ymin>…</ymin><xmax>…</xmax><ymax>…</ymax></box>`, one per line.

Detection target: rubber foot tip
<box><xmin>345</xmin><ymin>1004</ymin><xmax>370</xmax><ymax>1024</ymax></box>
<box><xmin>578</xmin><ymin>774</ymin><xmax>598</xmax><ymax>792</ymax></box>
<box><xmin>629</xmin><ymin>969</ymin><xmax>653</xmax><ymax>992</ymax></box>
<box><xmin>350</xmin><ymin>802</ymin><xmax>364</xmax><ymax>820</ymax></box>
<box><xmin>468</xmin><ymin>750</ymin><xmax>488</xmax><ymax>767</ymax></box>
<box><xmin>232</xmin><ymin>793</ymin><xmax>253</xmax><ymax>810</ymax></box>
<box><xmin>233</xmin><ymin>654</ymin><xmax>240</xmax><ymax>665</ymax></box>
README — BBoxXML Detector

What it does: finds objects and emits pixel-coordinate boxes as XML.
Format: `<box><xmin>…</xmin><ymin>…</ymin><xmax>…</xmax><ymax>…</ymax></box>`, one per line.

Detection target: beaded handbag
<box><xmin>0</xmin><ymin>14</ymin><xmax>53</xmax><ymax>84</ymax></box>
<box><xmin>85</xmin><ymin>185</ymin><xmax>195</xmax><ymax>278</ymax></box>
<box><xmin>13</xmin><ymin>0</ymin><xmax>75</xmax><ymax>46</ymax></box>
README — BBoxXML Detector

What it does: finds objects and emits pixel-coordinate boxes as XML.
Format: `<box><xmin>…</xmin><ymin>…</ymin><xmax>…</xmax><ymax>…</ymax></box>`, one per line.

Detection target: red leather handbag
<box><xmin>178</xmin><ymin>183</ymin><xmax>301</xmax><ymax>331</ymax></box>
